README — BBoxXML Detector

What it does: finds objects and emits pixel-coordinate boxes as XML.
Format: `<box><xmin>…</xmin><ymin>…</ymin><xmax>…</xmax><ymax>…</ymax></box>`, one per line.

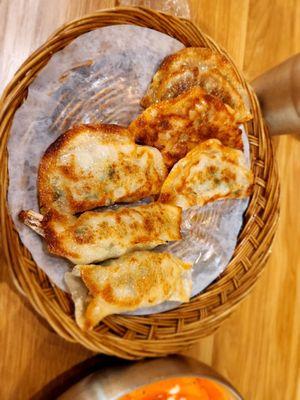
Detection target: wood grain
<box><xmin>0</xmin><ymin>1</ymin><xmax>299</xmax><ymax>399</ymax></box>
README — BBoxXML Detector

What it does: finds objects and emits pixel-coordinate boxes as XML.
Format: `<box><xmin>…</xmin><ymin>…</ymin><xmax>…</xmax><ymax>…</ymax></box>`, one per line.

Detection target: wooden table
<box><xmin>0</xmin><ymin>1</ymin><xmax>299</xmax><ymax>399</ymax></box>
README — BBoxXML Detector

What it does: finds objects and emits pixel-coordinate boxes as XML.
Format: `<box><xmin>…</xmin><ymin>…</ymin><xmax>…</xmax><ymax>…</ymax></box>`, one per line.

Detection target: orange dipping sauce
<box><xmin>119</xmin><ymin>377</ymin><xmax>232</xmax><ymax>400</ymax></box>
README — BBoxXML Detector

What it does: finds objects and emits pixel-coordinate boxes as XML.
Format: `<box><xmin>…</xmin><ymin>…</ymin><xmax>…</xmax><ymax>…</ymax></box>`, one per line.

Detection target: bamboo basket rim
<box><xmin>0</xmin><ymin>6</ymin><xmax>280</xmax><ymax>359</ymax></box>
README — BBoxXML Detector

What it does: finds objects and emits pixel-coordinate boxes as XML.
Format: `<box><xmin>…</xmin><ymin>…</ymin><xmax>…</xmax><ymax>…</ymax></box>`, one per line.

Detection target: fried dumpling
<box><xmin>130</xmin><ymin>87</ymin><xmax>242</xmax><ymax>169</ymax></box>
<box><xmin>141</xmin><ymin>47</ymin><xmax>252</xmax><ymax>123</ymax></box>
<box><xmin>19</xmin><ymin>203</ymin><xmax>182</xmax><ymax>264</ymax></box>
<box><xmin>159</xmin><ymin>139</ymin><xmax>253</xmax><ymax>209</ymax></box>
<box><xmin>38</xmin><ymin>124</ymin><xmax>167</xmax><ymax>214</ymax></box>
<box><xmin>65</xmin><ymin>251</ymin><xmax>192</xmax><ymax>330</ymax></box>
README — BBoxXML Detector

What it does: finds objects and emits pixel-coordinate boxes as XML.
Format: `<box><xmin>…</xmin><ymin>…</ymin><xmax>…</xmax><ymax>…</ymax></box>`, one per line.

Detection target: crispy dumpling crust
<box><xmin>159</xmin><ymin>139</ymin><xmax>253</xmax><ymax>209</ymax></box>
<box><xmin>65</xmin><ymin>251</ymin><xmax>192</xmax><ymax>330</ymax></box>
<box><xmin>130</xmin><ymin>87</ymin><xmax>242</xmax><ymax>169</ymax></box>
<box><xmin>42</xmin><ymin>203</ymin><xmax>182</xmax><ymax>264</ymax></box>
<box><xmin>38</xmin><ymin>124</ymin><xmax>167</xmax><ymax>214</ymax></box>
<box><xmin>141</xmin><ymin>47</ymin><xmax>252</xmax><ymax>123</ymax></box>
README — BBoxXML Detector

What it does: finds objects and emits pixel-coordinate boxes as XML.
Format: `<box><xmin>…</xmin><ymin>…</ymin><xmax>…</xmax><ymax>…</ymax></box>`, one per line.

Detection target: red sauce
<box><xmin>119</xmin><ymin>377</ymin><xmax>232</xmax><ymax>400</ymax></box>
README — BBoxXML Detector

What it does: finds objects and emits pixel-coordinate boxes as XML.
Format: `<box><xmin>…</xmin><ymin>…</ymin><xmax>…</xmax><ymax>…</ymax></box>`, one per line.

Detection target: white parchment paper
<box><xmin>7</xmin><ymin>25</ymin><xmax>250</xmax><ymax>314</ymax></box>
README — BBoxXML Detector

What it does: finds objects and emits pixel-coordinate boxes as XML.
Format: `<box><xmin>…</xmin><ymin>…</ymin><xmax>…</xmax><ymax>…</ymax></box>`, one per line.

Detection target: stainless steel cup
<box><xmin>58</xmin><ymin>355</ymin><xmax>242</xmax><ymax>399</ymax></box>
<box><xmin>252</xmin><ymin>53</ymin><xmax>300</xmax><ymax>135</ymax></box>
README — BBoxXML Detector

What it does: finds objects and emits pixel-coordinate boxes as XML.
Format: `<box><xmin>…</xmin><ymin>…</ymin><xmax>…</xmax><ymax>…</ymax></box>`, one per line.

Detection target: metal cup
<box><xmin>58</xmin><ymin>355</ymin><xmax>242</xmax><ymax>399</ymax></box>
<box><xmin>252</xmin><ymin>53</ymin><xmax>300</xmax><ymax>135</ymax></box>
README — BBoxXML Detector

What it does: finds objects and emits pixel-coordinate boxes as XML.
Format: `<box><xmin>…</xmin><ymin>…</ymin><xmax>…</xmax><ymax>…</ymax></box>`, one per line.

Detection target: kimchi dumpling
<box><xmin>141</xmin><ymin>47</ymin><xmax>252</xmax><ymax>123</ymax></box>
<box><xmin>130</xmin><ymin>87</ymin><xmax>242</xmax><ymax>169</ymax></box>
<box><xmin>159</xmin><ymin>139</ymin><xmax>253</xmax><ymax>209</ymax></box>
<box><xmin>65</xmin><ymin>251</ymin><xmax>192</xmax><ymax>330</ymax></box>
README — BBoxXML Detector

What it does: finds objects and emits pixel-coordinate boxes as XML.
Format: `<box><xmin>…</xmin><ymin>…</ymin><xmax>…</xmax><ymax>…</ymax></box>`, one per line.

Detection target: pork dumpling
<box><xmin>38</xmin><ymin>124</ymin><xmax>167</xmax><ymax>214</ymax></box>
<box><xmin>159</xmin><ymin>139</ymin><xmax>253</xmax><ymax>209</ymax></box>
<box><xmin>41</xmin><ymin>202</ymin><xmax>182</xmax><ymax>264</ymax></box>
<box><xmin>141</xmin><ymin>47</ymin><xmax>252</xmax><ymax>123</ymax></box>
<box><xmin>65</xmin><ymin>251</ymin><xmax>192</xmax><ymax>330</ymax></box>
<box><xmin>130</xmin><ymin>87</ymin><xmax>242</xmax><ymax>169</ymax></box>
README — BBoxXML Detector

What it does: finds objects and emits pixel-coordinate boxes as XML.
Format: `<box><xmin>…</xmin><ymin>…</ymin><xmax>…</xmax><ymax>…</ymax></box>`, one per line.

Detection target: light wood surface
<box><xmin>0</xmin><ymin>1</ymin><xmax>299</xmax><ymax>399</ymax></box>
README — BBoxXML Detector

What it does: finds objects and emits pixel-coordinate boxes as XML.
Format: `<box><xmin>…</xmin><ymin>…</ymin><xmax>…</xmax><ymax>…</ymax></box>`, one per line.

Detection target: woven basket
<box><xmin>0</xmin><ymin>7</ymin><xmax>280</xmax><ymax>359</ymax></box>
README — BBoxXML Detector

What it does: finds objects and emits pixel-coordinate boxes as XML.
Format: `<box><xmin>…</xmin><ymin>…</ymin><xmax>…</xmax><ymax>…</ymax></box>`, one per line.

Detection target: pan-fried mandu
<box><xmin>159</xmin><ymin>139</ymin><xmax>253</xmax><ymax>209</ymax></box>
<box><xmin>41</xmin><ymin>203</ymin><xmax>182</xmax><ymax>264</ymax></box>
<box><xmin>65</xmin><ymin>251</ymin><xmax>192</xmax><ymax>330</ymax></box>
<box><xmin>38</xmin><ymin>124</ymin><xmax>167</xmax><ymax>215</ymax></box>
<box><xmin>141</xmin><ymin>47</ymin><xmax>252</xmax><ymax>123</ymax></box>
<box><xmin>130</xmin><ymin>87</ymin><xmax>242</xmax><ymax>169</ymax></box>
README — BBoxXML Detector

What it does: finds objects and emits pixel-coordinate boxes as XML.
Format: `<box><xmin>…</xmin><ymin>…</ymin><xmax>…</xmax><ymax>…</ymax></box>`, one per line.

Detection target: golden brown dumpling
<box><xmin>41</xmin><ymin>203</ymin><xmax>181</xmax><ymax>264</ymax></box>
<box><xmin>130</xmin><ymin>87</ymin><xmax>242</xmax><ymax>169</ymax></box>
<box><xmin>38</xmin><ymin>124</ymin><xmax>167</xmax><ymax>214</ymax></box>
<box><xmin>141</xmin><ymin>47</ymin><xmax>252</xmax><ymax>123</ymax></box>
<box><xmin>65</xmin><ymin>251</ymin><xmax>192</xmax><ymax>330</ymax></box>
<box><xmin>159</xmin><ymin>139</ymin><xmax>253</xmax><ymax>209</ymax></box>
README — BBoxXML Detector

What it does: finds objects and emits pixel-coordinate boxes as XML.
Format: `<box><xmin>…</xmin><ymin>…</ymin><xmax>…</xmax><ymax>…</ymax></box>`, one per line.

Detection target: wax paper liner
<box><xmin>7</xmin><ymin>25</ymin><xmax>250</xmax><ymax>315</ymax></box>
